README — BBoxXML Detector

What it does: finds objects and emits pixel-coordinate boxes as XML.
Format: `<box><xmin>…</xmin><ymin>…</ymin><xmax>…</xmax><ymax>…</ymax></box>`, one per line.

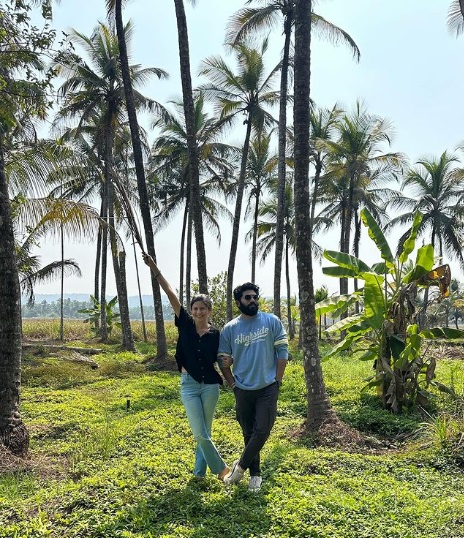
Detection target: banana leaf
<box><xmin>323</xmin><ymin>250</ymin><xmax>371</xmax><ymax>274</ymax></box>
<box><xmin>398</xmin><ymin>211</ymin><xmax>422</xmax><ymax>264</ymax></box>
<box><xmin>360</xmin><ymin>208</ymin><xmax>395</xmax><ymax>268</ymax></box>
<box><xmin>315</xmin><ymin>292</ymin><xmax>360</xmax><ymax>317</ymax></box>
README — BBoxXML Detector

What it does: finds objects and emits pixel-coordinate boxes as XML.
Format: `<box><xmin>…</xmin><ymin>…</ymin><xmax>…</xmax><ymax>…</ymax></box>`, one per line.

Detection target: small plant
<box><xmin>78</xmin><ymin>295</ymin><xmax>120</xmax><ymax>336</ymax></box>
<box><xmin>419</xmin><ymin>410</ymin><xmax>464</xmax><ymax>466</ymax></box>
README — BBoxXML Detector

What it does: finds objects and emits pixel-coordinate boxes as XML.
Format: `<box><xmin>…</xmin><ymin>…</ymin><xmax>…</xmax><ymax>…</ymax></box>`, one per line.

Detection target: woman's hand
<box><xmin>221</xmin><ymin>356</ymin><xmax>233</xmax><ymax>368</ymax></box>
<box><xmin>142</xmin><ymin>252</ymin><xmax>154</xmax><ymax>267</ymax></box>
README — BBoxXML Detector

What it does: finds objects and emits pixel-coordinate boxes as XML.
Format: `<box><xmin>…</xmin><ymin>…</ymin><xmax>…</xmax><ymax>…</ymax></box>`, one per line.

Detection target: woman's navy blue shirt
<box><xmin>175</xmin><ymin>306</ymin><xmax>223</xmax><ymax>385</ymax></box>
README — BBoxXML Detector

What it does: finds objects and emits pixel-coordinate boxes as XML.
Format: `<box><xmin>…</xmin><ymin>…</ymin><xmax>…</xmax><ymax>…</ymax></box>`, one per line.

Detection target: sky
<box><xmin>33</xmin><ymin>0</ymin><xmax>464</xmax><ymax>300</ymax></box>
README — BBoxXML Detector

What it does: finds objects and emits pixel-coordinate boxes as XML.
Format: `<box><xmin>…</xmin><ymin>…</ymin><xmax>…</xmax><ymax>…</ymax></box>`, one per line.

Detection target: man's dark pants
<box><xmin>234</xmin><ymin>381</ymin><xmax>279</xmax><ymax>476</ymax></box>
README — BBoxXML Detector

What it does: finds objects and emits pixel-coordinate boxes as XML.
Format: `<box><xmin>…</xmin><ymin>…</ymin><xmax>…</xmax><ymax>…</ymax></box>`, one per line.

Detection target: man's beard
<box><xmin>238</xmin><ymin>302</ymin><xmax>259</xmax><ymax>316</ymax></box>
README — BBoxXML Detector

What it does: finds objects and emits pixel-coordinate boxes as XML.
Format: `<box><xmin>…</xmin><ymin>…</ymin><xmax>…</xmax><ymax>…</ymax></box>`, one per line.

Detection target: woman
<box><xmin>143</xmin><ymin>253</ymin><xmax>229</xmax><ymax>481</ymax></box>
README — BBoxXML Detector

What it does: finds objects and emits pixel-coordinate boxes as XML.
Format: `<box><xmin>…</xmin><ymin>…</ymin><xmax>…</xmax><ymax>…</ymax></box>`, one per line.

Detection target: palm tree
<box><xmin>228</xmin><ymin>0</ymin><xmax>360</xmax><ymax>317</ymax></box>
<box><xmin>387</xmin><ymin>148</ymin><xmax>464</xmax><ymax>325</ymax></box>
<box><xmin>109</xmin><ymin>0</ymin><xmax>169</xmax><ymax>359</ymax></box>
<box><xmin>243</xmin><ymin>133</ymin><xmax>277</xmax><ymax>282</ymax></box>
<box><xmin>149</xmin><ymin>94</ymin><xmax>237</xmax><ymax>302</ymax></box>
<box><xmin>170</xmin><ymin>0</ymin><xmax>209</xmax><ymax>294</ymax></box>
<box><xmin>247</xmin><ymin>179</ymin><xmax>296</xmax><ymax>338</ymax></box>
<box><xmin>317</xmin><ymin>101</ymin><xmax>405</xmax><ymax>295</ymax></box>
<box><xmin>293</xmin><ymin>0</ymin><xmax>335</xmax><ymax>431</ymax></box>
<box><xmin>387</xmin><ymin>151</ymin><xmax>464</xmax><ymax>269</ymax></box>
<box><xmin>0</xmin><ymin>141</ymin><xmax>26</xmax><ymax>456</ymax></box>
<box><xmin>199</xmin><ymin>38</ymin><xmax>280</xmax><ymax>319</ymax></box>
<box><xmin>308</xmin><ymin>104</ymin><xmax>342</xmax><ymax>228</ymax></box>
<box><xmin>13</xmin><ymin>197</ymin><xmax>101</xmax><ymax>305</ymax></box>
<box><xmin>0</xmin><ymin>1</ymin><xmax>55</xmax><ymax>456</ymax></box>
<box><xmin>447</xmin><ymin>0</ymin><xmax>464</xmax><ymax>36</ymax></box>
<box><xmin>54</xmin><ymin>22</ymin><xmax>159</xmax><ymax>349</ymax></box>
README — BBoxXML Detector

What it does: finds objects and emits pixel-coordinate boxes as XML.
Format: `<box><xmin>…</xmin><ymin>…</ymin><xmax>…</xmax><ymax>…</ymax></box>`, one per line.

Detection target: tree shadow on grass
<box><xmin>97</xmin><ymin>478</ymin><xmax>273</xmax><ymax>538</ymax></box>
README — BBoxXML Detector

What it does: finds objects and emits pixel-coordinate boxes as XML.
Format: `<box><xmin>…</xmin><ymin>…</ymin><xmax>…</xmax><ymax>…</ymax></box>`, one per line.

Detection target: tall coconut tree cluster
<box><xmin>2</xmin><ymin>0</ymin><xmax>464</xmax><ymax>456</ymax></box>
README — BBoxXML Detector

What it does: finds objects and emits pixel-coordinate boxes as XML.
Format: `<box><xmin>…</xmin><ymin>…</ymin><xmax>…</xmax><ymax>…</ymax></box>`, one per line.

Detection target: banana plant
<box><xmin>78</xmin><ymin>296</ymin><xmax>120</xmax><ymax>336</ymax></box>
<box><xmin>316</xmin><ymin>208</ymin><xmax>464</xmax><ymax>413</ymax></box>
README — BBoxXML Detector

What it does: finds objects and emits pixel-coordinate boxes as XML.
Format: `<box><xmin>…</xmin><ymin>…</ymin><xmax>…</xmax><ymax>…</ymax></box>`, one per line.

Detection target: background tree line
<box><xmin>21</xmin><ymin>297</ymin><xmax>175</xmax><ymax>321</ymax></box>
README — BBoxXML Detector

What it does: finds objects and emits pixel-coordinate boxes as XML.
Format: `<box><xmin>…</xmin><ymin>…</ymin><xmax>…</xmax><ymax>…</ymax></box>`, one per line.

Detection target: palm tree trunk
<box><xmin>0</xmin><ymin>139</ymin><xmax>29</xmax><ymax>456</ymax></box>
<box><xmin>293</xmin><ymin>0</ymin><xmax>335</xmax><ymax>431</ymax></box>
<box><xmin>285</xmin><ymin>237</ymin><xmax>294</xmax><ymax>340</ymax></box>
<box><xmin>179</xmin><ymin>203</ymin><xmax>188</xmax><ymax>304</ymax></box>
<box><xmin>173</xmin><ymin>0</ymin><xmax>208</xmax><ymax>293</ymax></box>
<box><xmin>353</xmin><ymin>209</ymin><xmax>361</xmax><ymax>314</ymax></box>
<box><xmin>339</xmin><ymin>204</ymin><xmax>349</xmax><ymax>296</ymax></box>
<box><xmin>108</xmin><ymin>180</ymin><xmax>134</xmax><ymax>351</ymax></box>
<box><xmin>186</xmin><ymin>209</ymin><xmax>193</xmax><ymax>308</ymax></box>
<box><xmin>132</xmin><ymin>236</ymin><xmax>147</xmax><ymax>342</ymax></box>
<box><xmin>310</xmin><ymin>156</ymin><xmax>323</xmax><ymax>227</ymax></box>
<box><xmin>100</xmin><ymin>179</ymin><xmax>109</xmax><ymax>342</ymax></box>
<box><xmin>117</xmin><ymin>250</ymin><xmax>135</xmax><ymax>350</ymax></box>
<box><xmin>93</xmin><ymin>214</ymin><xmax>102</xmax><ymax>333</ymax></box>
<box><xmin>340</xmin><ymin>173</ymin><xmax>355</xmax><ymax>297</ymax></box>
<box><xmin>251</xmin><ymin>185</ymin><xmax>260</xmax><ymax>283</ymax></box>
<box><xmin>60</xmin><ymin>214</ymin><xmax>64</xmax><ymax>341</ymax></box>
<box><xmin>114</xmin><ymin>0</ymin><xmax>167</xmax><ymax>358</ymax></box>
<box><xmin>226</xmin><ymin>118</ymin><xmax>253</xmax><ymax>320</ymax></box>
<box><xmin>273</xmin><ymin>16</ymin><xmax>292</xmax><ymax>317</ymax></box>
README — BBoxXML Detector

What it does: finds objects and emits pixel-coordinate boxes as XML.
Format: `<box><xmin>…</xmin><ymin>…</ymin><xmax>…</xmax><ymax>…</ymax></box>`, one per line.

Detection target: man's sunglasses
<box><xmin>243</xmin><ymin>294</ymin><xmax>259</xmax><ymax>301</ymax></box>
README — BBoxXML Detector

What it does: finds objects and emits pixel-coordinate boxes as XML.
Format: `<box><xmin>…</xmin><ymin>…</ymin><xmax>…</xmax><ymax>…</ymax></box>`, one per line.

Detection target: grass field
<box><xmin>1</xmin><ymin>319</ymin><xmax>464</xmax><ymax>537</ymax></box>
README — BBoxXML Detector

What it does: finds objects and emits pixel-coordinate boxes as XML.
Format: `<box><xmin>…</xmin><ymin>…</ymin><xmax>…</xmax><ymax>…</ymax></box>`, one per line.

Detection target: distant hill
<box><xmin>30</xmin><ymin>294</ymin><xmax>162</xmax><ymax>307</ymax></box>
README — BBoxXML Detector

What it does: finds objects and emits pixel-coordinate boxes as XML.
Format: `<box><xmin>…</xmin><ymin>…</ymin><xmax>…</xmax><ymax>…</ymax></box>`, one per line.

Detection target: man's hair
<box><xmin>190</xmin><ymin>294</ymin><xmax>212</xmax><ymax>310</ymax></box>
<box><xmin>233</xmin><ymin>282</ymin><xmax>260</xmax><ymax>301</ymax></box>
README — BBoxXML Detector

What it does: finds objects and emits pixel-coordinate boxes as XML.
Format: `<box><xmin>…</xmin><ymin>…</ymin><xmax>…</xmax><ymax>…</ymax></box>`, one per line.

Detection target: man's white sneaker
<box><xmin>248</xmin><ymin>476</ymin><xmax>262</xmax><ymax>492</ymax></box>
<box><xmin>224</xmin><ymin>460</ymin><xmax>244</xmax><ymax>485</ymax></box>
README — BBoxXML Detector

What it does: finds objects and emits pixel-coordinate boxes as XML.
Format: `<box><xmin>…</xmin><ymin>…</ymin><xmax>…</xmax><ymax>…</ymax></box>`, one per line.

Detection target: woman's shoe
<box><xmin>217</xmin><ymin>465</ymin><xmax>230</xmax><ymax>481</ymax></box>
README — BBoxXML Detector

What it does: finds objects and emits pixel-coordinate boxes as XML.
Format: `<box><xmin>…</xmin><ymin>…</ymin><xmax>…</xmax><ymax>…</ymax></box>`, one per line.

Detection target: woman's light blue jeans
<box><xmin>180</xmin><ymin>372</ymin><xmax>227</xmax><ymax>477</ymax></box>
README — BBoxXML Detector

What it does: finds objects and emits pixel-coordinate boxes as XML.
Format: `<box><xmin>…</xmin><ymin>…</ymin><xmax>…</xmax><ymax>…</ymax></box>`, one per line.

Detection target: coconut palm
<box><xmin>308</xmin><ymin>104</ymin><xmax>342</xmax><ymax>228</ymax></box>
<box><xmin>293</xmin><ymin>0</ymin><xmax>336</xmax><ymax>431</ymax></box>
<box><xmin>228</xmin><ymin>0</ymin><xmax>361</xmax><ymax>316</ymax></box>
<box><xmin>54</xmin><ymin>22</ymin><xmax>160</xmax><ymax>349</ymax></box>
<box><xmin>199</xmin><ymin>38</ymin><xmax>281</xmax><ymax>319</ymax></box>
<box><xmin>385</xmin><ymin>151</ymin><xmax>464</xmax><ymax>327</ymax></box>
<box><xmin>317</xmin><ymin>101</ymin><xmax>405</xmax><ymax>295</ymax></box>
<box><xmin>13</xmin><ymin>196</ymin><xmax>101</xmax><ymax>305</ymax></box>
<box><xmin>247</xmin><ymin>179</ymin><xmax>296</xmax><ymax>338</ymax></box>
<box><xmin>243</xmin><ymin>133</ymin><xmax>278</xmax><ymax>282</ymax></box>
<box><xmin>0</xmin><ymin>1</ymin><xmax>55</xmax><ymax>456</ymax></box>
<box><xmin>447</xmin><ymin>0</ymin><xmax>464</xmax><ymax>36</ymax></box>
<box><xmin>149</xmin><ymin>94</ymin><xmax>237</xmax><ymax>303</ymax></box>
<box><xmin>386</xmin><ymin>151</ymin><xmax>464</xmax><ymax>269</ymax></box>
<box><xmin>170</xmin><ymin>0</ymin><xmax>210</xmax><ymax>294</ymax></box>
<box><xmin>108</xmin><ymin>0</ymin><xmax>169</xmax><ymax>358</ymax></box>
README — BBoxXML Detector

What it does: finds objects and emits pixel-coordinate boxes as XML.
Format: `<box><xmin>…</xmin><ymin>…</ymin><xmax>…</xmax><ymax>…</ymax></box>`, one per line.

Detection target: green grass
<box><xmin>1</xmin><ymin>321</ymin><xmax>464</xmax><ymax>537</ymax></box>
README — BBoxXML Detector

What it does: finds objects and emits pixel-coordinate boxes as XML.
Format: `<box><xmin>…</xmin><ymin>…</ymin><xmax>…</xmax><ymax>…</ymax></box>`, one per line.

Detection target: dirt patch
<box><xmin>0</xmin><ymin>445</ymin><xmax>30</xmax><ymax>474</ymax></box>
<box><xmin>144</xmin><ymin>354</ymin><xmax>178</xmax><ymax>371</ymax></box>
<box><xmin>0</xmin><ymin>444</ymin><xmax>68</xmax><ymax>480</ymax></box>
<box><xmin>289</xmin><ymin>414</ymin><xmax>398</xmax><ymax>454</ymax></box>
<box><xmin>429</xmin><ymin>343</ymin><xmax>464</xmax><ymax>360</ymax></box>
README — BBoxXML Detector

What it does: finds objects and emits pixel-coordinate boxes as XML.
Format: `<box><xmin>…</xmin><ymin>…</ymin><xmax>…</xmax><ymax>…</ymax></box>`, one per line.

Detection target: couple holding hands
<box><xmin>143</xmin><ymin>254</ymin><xmax>288</xmax><ymax>492</ymax></box>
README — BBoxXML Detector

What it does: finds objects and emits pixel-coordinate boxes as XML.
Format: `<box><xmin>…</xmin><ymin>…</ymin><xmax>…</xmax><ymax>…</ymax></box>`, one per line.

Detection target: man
<box><xmin>218</xmin><ymin>282</ymin><xmax>288</xmax><ymax>492</ymax></box>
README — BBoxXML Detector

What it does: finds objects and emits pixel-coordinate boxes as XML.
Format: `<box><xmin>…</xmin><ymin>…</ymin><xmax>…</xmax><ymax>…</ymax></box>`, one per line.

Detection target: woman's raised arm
<box><xmin>142</xmin><ymin>253</ymin><xmax>181</xmax><ymax>318</ymax></box>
